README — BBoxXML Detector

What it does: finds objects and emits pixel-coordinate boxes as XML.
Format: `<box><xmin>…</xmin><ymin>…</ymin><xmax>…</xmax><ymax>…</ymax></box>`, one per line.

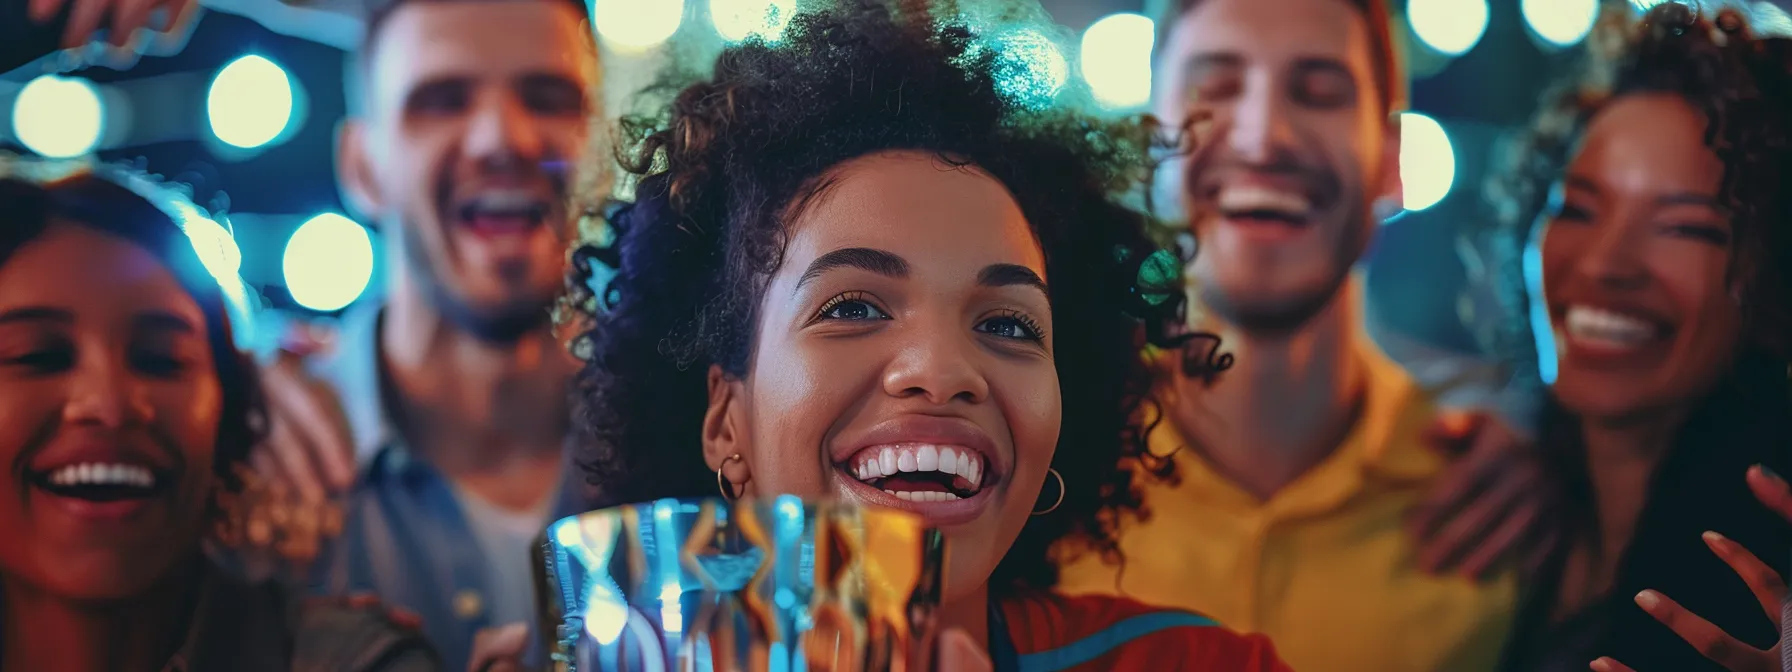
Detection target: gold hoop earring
<box><xmin>716</xmin><ymin>453</ymin><xmax>744</xmax><ymax>502</ymax></box>
<box><xmin>1031</xmin><ymin>468</ymin><xmax>1064</xmax><ymax>516</ymax></box>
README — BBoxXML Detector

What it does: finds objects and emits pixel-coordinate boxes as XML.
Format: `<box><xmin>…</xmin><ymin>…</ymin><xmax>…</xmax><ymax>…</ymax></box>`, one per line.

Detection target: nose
<box><xmin>881</xmin><ymin>322</ymin><xmax>991</xmax><ymax>406</ymax></box>
<box><xmin>62</xmin><ymin>356</ymin><xmax>151</xmax><ymax>429</ymax></box>
<box><xmin>1225</xmin><ymin>76</ymin><xmax>1298</xmax><ymax>165</ymax></box>
<box><xmin>1575</xmin><ymin>220</ymin><xmax>1650</xmax><ymax>291</ymax></box>
<box><xmin>464</xmin><ymin>90</ymin><xmax>545</xmax><ymax>170</ymax></box>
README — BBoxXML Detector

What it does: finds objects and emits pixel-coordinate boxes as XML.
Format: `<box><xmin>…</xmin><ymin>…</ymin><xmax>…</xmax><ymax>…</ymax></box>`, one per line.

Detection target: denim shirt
<box><xmin>306</xmin><ymin>305</ymin><xmax>588</xmax><ymax>672</ymax></box>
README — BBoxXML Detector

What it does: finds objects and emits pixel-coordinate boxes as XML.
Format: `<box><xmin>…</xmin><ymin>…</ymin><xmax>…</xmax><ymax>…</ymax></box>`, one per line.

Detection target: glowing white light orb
<box><xmin>711</xmin><ymin>0</ymin><xmax>796</xmax><ymax>43</ymax></box>
<box><xmin>1080</xmin><ymin>13</ymin><xmax>1155</xmax><ymax>110</ymax></box>
<box><xmin>12</xmin><ymin>75</ymin><xmax>104</xmax><ymax>158</ymax></box>
<box><xmin>593</xmin><ymin>0</ymin><xmax>684</xmax><ymax>52</ymax></box>
<box><xmin>282</xmin><ymin>213</ymin><xmax>374</xmax><ymax>312</ymax></box>
<box><xmin>1409</xmin><ymin>0</ymin><xmax>1490</xmax><ymax>56</ymax></box>
<box><xmin>1523</xmin><ymin>0</ymin><xmax>1598</xmax><ymax>46</ymax></box>
<box><xmin>1399</xmin><ymin>112</ymin><xmax>1456</xmax><ymax>211</ymax></box>
<box><xmin>208</xmin><ymin>55</ymin><xmax>296</xmax><ymax>149</ymax></box>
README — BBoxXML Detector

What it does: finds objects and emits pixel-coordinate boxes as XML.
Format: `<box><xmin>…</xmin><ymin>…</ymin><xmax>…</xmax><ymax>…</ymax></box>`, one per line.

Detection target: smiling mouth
<box><xmin>1216</xmin><ymin>185</ymin><xmax>1313</xmax><ymax>228</ymax></box>
<box><xmin>456</xmin><ymin>191</ymin><xmax>550</xmax><ymax>237</ymax></box>
<box><xmin>29</xmin><ymin>462</ymin><xmax>166</xmax><ymax>502</ymax></box>
<box><xmin>844</xmin><ymin>444</ymin><xmax>987</xmax><ymax>502</ymax></box>
<box><xmin>1563</xmin><ymin>305</ymin><xmax>1667</xmax><ymax>351</ymax></box>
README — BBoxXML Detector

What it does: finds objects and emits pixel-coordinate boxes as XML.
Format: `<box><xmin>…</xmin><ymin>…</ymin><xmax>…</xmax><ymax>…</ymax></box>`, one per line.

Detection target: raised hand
<box><xmin>1590</xmin><ymin>465</ymin><xmax>1791</xmax><ymax>672</ymax></box>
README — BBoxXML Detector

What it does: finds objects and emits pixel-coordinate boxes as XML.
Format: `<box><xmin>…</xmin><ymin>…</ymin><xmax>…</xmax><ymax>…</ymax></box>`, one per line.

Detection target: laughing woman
<box><xmin>0</xmin><ymin>162</ymin><xmax>439</xmax><ymax>672</ymax></box>
<box><xmin>1476</xmin><ymin>4</ymin><xmax>1792</xmax><ymax>671</ymax></box>
<box><xmin>566</xmin><ymin>2</ymin><xmax>1286</xmax><ymax>669</ymax></box>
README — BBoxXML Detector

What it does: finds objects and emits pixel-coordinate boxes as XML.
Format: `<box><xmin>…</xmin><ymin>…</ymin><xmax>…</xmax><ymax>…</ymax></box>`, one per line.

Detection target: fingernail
<box><xmin>1757</xmin><ymin>464</ymin><xmax>1784</xmax><ymax>485</ymax></box>
<box><xmin>1590</xmin><ymin>658</ymin><xmax>1612</xmax><ymax>672</ymax></box>
<box><xmin>1702</xmin><ymin>530</ymin><xmax>1727</xmax><ymax>547</ymax></box>
<box><xmin>1635</xmin><ymin>590</ymin><xmax>1660</xmax><ymax>609</ymax></box>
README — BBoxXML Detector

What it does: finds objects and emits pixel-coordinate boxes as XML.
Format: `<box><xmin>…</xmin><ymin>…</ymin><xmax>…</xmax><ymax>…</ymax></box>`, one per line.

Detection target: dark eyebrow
<box><xmin>1563</xmin><ymin>175</ymin><xmax>1602</xmax><ymax>195</ymax></box>
<box><xmin>1653</xmin><ymin>192</ymin><xmax>1724</xmax><ymax>210</ymax></box>
<box><xmin>134</xmin><ymin>311</ymin><xmax>198</xmax><ymax>335</ymax></box>
<box><xmin>977</xmin><ymin>264</ymin><xmax>1048</xmax><ymax>295</ymax></box>
<box><xmin>796</xmin><ymin>247</ymin><xmax>910</xmax><ymax>289</ymax></box>
<box><xmin>0</xmin><ymin>307</ymin><xmax>71</xmax><ymax>326</ymax></box>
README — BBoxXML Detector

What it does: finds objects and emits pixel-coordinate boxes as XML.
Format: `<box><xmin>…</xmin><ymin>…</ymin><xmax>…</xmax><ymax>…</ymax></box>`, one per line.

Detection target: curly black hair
<box><xmin>1478</xmin><ymin>1</ymin><xmax>1792</xmax><ymax>387</ymax></box>
<box><xmin>0</xmin><ymin>161</ymin><xmax>266</xmax><ymax>508</ymax></box>
<box><xmin>565</xmin><ymin>0</ymin><xmax>1203</xmax><ymax>594</ymax></box>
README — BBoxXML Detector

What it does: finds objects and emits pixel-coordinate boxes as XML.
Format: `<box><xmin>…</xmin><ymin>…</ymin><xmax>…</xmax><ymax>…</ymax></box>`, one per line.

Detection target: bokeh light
<box><xmin>1080</xmin><ymin>13</ymin><xmax>1155</xmax><ymax>110</ymax></box>
<box><xmin>993</xmin><ymin>28</ymin><xmax>1069</xmax><ymax>109</ymax></box>
<box><xmin>1523</xmin><ymin>0</ymin><xmax>1598</xmax><ymax>46</ymax></box>
<box><xmin>711</xmin><ymin>0</ymin><xmax>796</xmax><ymax>43</ymax></box>
<box><xmin>1409</xmin><ymin>0</ymin><xmax>1490</xmax><ymax>56</ymax></box>
<box><xmin>208</xmin><ymin>55</ymin><xmax>296</xmax><ymax>149</ymax></box>
<box><xmin>283</xmin><ymin>213</ymin><xmax>374</xmax><ymax>312</ymax></box>
<box><xmin>12</xmin><ymin>75</ymin><xmax>104</xmax><ymax>158</ymax></box>
<box><xmin>593</xmin><ymin>0</ymin><xmax>684</xmax><ymax>52</ymax></box>
<box><xmin>1399</xmin><ymin>112</ymin><xmax>1456</xmax><ymax>211</ymax></box>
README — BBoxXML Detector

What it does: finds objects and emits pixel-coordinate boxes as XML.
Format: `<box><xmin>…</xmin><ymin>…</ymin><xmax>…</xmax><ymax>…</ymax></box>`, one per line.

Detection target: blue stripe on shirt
<box><xmin>1016</xmin><ymin>612</ymin><xmax>1222</xmax><ymax>672</ymax></box>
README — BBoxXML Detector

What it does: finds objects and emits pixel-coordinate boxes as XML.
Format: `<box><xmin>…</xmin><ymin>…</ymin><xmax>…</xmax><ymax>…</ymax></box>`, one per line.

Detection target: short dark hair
<box><xmin>343</xmin><ymin>0</ymin><xmax>593</xmax><ymax>115</ymax></box>
<box><xmin>1157</xmin><ymin>0</ymin><xmax>1407</xmax><ymax>112</ymax></box>
<box><xmin>0</xmin><ymin>160</ymin><xmax>266</xmax><ymax>504</ymax></box>
<box><xmin>566</xmin><ymin>1</ymin><xmax>1203</xmax><ymax>594</ymax></box>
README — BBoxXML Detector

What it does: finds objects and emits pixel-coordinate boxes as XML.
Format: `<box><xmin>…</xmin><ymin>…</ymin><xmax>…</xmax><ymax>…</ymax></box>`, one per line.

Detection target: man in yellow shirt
<box><xmin>1057</xmin><ymin>0</ymin><xmax>1535</xmax><ymax>670</ymax></box>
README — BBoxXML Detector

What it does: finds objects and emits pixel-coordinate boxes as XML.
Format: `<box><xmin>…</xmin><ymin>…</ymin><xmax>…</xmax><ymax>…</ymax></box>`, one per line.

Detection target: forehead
<box><xmin>1572</xmin><ymin>94</ymin><xmax>1722</xmax><ymax>195</ymax></box>
<box><xmin>1165</xmin><ymin>0</ymin><xmax>1371</xmax><ymax>69</ymax></box>
<box><xmin>782</xmin><ymin>152</ymin><xmax>1045</xmax><ymax>277</ymax></box>
<box><xmin>0</xmin><ymin>223</ymin><xmax>204</xmax><ymax>322</ymax></box>
<box><xmin>366</xmin><ymin>2</ymin><xmax>591</xmax><ymax>100</ymax></box>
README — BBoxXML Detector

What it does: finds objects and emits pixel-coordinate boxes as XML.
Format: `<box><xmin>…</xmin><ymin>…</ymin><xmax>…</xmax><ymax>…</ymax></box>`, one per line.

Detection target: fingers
<box><xmin>29</xmin><ymin>0</ymin><xmax>69</xmax><ymax>22</ymax></box>
<box><xmin>468</xmin><ymin>622</ymin><xmax>531</xmax><ymax>672</ymax></box>
<box><xmin>265</xmin><ymin>414</ymin><xmax>327</xmax><ymax>503</ymax></box>
<box><xmin>1746</xmin><ymin>465</ymin><xmax>1792</xmax><ymax>523</ymax></box>
<box><xmin>1417</xmin><ymin>463</ymin><xmax>1526</xmax><ymax>574</ymax></box>
<box><xmin>1456</xmin><ymin>494</ymin><xmax>1546</xmax><ymax>580</ymax></box>
<box><xmin>262</xmin><ymin>359</ymin><xmax>356</xmax><ymax>493</ymax></box>
<box><xmin>105</xmin><ymin>0</ymin><xmax>158</xmax><ymax>48</ymax></box>
<box><xmin>1634</xmin><ymin>589</ymin><xmax>1770</xmax><ymax>671</ymax></box>
<box><xmin>61</xmin><ymin>0</ymin><xmax>111</xmax><ymax>49</ymax></box>
<box><xmin>1701</xmin><ymin>531</ymin><xmax>1787</xmax><ymax>624</ymax></box>
<box><xmin>935</xmin><ymin>628</ymin><xmax>993</xmax><ymax>672</ymax></box>
<box><xmin>1589</xmin><ymin>657</ymin><xmax>1638</xmax><ymax>672</ymax></box>
<box><xmin>1408</xmin><ymin>440</ymin><xmax>1498</xmax><ymax>545</ymax></box>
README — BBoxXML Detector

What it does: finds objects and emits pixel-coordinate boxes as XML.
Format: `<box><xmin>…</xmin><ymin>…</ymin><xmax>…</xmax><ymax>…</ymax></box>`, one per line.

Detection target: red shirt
<box><xmin>996</xmin><ymin>592</ymin><xmax>1291</xmax><ymax>671</ymax></box>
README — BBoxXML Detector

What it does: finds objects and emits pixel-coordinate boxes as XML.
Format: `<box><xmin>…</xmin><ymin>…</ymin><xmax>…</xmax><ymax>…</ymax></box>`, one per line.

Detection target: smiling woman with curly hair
<box><xmin>562</xmin><ymin>0</ymin><xmax>1285</xmax><ymax>667</ymax></box>
<box><xmin>1472</xmin><ymin>3</ymin><xmax>1792</xmax><ymax>670</ymax></box>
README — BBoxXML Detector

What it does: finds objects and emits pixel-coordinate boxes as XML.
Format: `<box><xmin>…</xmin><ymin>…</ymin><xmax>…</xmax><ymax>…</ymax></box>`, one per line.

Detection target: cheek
<box><xmin>745</xmin><ymin>336</ymin><xmax>877</xmax><ymax>496</ymax></box>
<box><xmin>162</xmin><ymin>378</ymin><xmax>224</xmax><ymax>477</ymax></box>
<box><xmin>0</xmin><ymin>384</ymin><xmax>59</xmax><ymax>492</ymax></box>
<box><xmin>996</xmin><ymin>361</ymin><xmax>1062</xmax><ymax>464</ymax></box>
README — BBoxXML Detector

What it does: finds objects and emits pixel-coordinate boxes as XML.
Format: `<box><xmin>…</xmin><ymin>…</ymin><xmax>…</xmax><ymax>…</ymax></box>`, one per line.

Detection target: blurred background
<box><xmin>5</xmin><ymin>0</ymin><xmax>1789</xmax><ymax>361</ymax></box>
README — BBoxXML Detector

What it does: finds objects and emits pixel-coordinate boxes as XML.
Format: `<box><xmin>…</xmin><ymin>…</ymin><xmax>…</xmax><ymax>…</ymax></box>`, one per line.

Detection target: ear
<box><xmin>335</xmin><ymin>119</ymin><xmax>382</xmax><ymax>219</ymax></box>
<box><xmin>1374</xmin><ymin>111</ymin><xmax>1404</xmax><ymax>215</ymax></box>
<box><xmin>702</xmin><ymin>365</ymin><xmax>752</xmax><ymax>487</ymax></box>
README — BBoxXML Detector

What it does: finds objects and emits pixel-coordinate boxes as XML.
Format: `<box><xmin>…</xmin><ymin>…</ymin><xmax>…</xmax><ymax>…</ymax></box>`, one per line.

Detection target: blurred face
<box><xmin>0</xmin><ymin>223</ymin><xmax>221</xmax><ymax>601</ymax></box>
<box><xmin>1542</xmin><ymin>94</ymin><xmax>1740</xmax><ymax>423</ymax></box>
<box><xmin>343</xmin><ymin>0</ymin><xmax>593</xmax><ymax>341</ymax></box>
<box><xmin>707</xmin><ymin>151</ymin><xmax>1061</xmax><ymax>601</ymax></box>
<box><xmin>1160</xmin><ymin>0</ymin><xmax>1397</xmax><ymax>333</ymax></box>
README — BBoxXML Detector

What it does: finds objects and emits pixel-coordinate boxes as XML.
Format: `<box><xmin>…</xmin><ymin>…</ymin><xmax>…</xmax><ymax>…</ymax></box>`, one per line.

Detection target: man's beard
<box><xmin>402</xmin><ymin>220</ymin><xmax>557</xmax><ymax>345</ymax></box>
<box><xmin>1194</xmin><ymin>203</ymin><xmax>1368</xmax><ymax>339</ymax></box>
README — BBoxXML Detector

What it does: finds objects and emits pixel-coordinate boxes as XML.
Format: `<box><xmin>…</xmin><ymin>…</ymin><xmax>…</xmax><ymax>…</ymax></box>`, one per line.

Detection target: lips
<box><xmin>1217</xmin><ymin>184</ymin><xmax>1314</xmax><ymax>228</ymax></box>
<box><xmin>454</xmin><ymin>190</ymin><xmax>552</xmax><ymax>237</ymax></box>
<box><xmin>831</xmin><ymin>416</ymin><xmax>1005</xmax><ymax>526</ymax></box>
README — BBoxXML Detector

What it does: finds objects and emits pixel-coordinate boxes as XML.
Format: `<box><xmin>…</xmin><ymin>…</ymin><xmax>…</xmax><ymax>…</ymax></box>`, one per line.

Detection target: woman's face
<box><xmin>1542</xmin><ymin>93</ymin><xmax>1741</xmax><ymax>423</ymax></box>
<box><xmin>0</xmin><ymin>222</ymin><xmax>222</xmax><ymax>600</ymax></box>
<box><xmin>706</xmin><ymin>150</ymin><xmax>1061</xmax><ymax>600</ymax></box>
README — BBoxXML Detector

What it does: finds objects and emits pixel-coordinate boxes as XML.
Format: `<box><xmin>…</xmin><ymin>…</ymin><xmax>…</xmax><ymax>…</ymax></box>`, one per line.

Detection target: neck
<box><xmin>938</xmin><ymin>583</ymin><xmax>992</xmax><ymax>653</ymax></box>
<box><xmin>1578</xmin><ymin>409</ymin><xmax>1685</xmax><ymax>556</ymax></box>
<box><xmin>381</xmin><ymin>280</ymin><xmax>574</xmax><ymax>473</ymax></box>
<box><xmin>2</xmin><ymin>559</ymin><xmax>203</xmax><ymax>672</ymax></box>
<box><xmin>1168</xmin><ymin>282</ymin><xmax>1364</xmax><ymax>500</ymax></box>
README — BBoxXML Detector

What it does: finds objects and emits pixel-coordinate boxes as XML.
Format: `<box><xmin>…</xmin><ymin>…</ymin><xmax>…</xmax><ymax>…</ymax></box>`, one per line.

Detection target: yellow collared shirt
<box><xmin>1056</xmin><ymin>342</ymin><xmax>1516</xmax><ymax>672</ymax></box>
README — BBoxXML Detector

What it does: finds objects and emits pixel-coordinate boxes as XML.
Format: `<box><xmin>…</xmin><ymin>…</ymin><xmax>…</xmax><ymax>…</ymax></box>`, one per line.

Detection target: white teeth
<box><xmin>896</xmin><ymin>450</ymin><xmax>917</xmax><ymax>473</ymax></box>
<box><xmin>47</xmin><ymin>462</ymin><xmax>154</xmax><ymax>488</ymax></box>
<box><xmin>916</xmin><ymin>445</ymin><xmax>939</xmax><ymax>472</ymax></box>
<box><xmin>878</xmin><ymin>448</ymin><xmax>896</xmax><ymax>477</ymax></box>
<box><xmin>1566</xmin><ymin>305</ymin><xmax>1659</xmax><ymax>347</ymax></box>
<box><xmin>885</xmin><ymin>490</ymin><xmax>962</xmax><ymax>502</ymax></box>
<box><xmin>1218</xmin><ymin>185</ymin><xmax>1310</xmax><ymax>216</ymax></box>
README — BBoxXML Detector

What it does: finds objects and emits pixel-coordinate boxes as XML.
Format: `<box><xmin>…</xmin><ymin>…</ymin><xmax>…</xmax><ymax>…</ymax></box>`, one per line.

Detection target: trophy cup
<box><xmin>534</xmin><ymin>496</ymin><xmax>946</xmax><ymax>672</ymax></box>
